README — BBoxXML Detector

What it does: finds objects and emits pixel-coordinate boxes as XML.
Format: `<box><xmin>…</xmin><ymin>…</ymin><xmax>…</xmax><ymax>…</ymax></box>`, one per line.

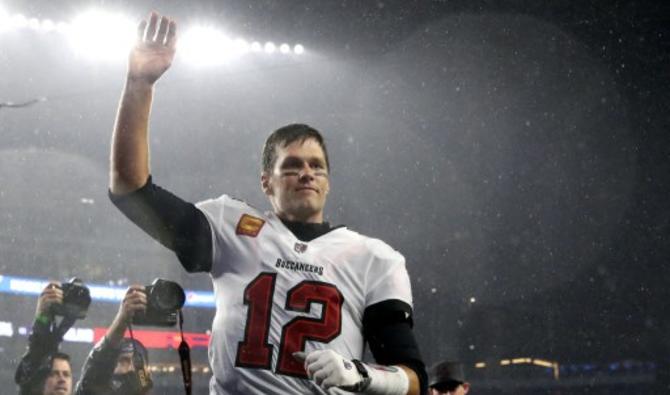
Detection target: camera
<box><xmin>132</xmin><ymin>279</ymin><xmax>185</xmax><ymax>327</ymax></box>
<box><xmin>53</xmin><ymin>278</ymin><xmax>91</xmax><ymax>319</ymax></box>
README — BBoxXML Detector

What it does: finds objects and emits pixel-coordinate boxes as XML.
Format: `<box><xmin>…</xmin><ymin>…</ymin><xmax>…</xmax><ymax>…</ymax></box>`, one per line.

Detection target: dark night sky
<box><xmin>0</xmin><ymin>0</ymin><xmax>668</xmax><ymax>389</ymax></box>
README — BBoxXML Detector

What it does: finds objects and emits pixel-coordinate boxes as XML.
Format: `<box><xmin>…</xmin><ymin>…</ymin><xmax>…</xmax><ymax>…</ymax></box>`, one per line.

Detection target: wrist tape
<box><xmin>359</xmin><ymin>362</ymin><xmax>409</xmax><ymax>395</ymax></box>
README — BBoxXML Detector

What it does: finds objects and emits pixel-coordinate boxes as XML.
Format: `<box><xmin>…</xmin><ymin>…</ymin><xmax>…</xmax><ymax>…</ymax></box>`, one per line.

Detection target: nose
<box><xmin>298</xmin><ymin>163</ymin><xmax>315</xmax><ymax>181</ymax></box>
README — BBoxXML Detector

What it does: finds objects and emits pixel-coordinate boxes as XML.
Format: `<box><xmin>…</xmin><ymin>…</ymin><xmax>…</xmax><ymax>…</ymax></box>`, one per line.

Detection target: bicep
<box><xmin>109</xmin><ymin>176</ymin><xmax>212</xmax><ymax>272</ymax></box>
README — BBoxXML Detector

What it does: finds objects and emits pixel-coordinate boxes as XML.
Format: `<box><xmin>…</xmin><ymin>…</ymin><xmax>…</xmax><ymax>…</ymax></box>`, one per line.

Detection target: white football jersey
<box><xmin>196</xmin><ymin>195</ymin><xmax>413</xmax><ymax>395</ymax></box>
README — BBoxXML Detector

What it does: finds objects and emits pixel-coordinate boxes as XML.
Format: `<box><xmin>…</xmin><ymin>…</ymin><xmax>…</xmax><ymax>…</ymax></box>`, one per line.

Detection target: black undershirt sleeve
<box><xmin>363</xmin><ymin>299</ymin><xmax>428</xmax><ymax>395</ymax></box>
<box><xmin>108</xmin><ymin>176</ymin><xmax>212</xmax><ymax>273</ymax></box>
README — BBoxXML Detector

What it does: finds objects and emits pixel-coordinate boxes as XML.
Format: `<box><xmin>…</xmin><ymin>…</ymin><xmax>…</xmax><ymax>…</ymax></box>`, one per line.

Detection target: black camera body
<box><xmin>132</xmin><ymin>279</ymin><xmax>185</xmax><ymax>327</ymax></box>
<box><xmin>53</xmin><ymin>278</ymin><xmax>91</xmax><ymax>319</ymax></box>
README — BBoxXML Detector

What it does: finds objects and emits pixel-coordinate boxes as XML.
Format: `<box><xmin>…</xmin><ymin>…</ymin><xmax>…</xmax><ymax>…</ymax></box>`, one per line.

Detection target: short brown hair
<box><xmin>261</xmin><ymin>123</ymin><xmax>330</xmax><ymax>173</ymax></box>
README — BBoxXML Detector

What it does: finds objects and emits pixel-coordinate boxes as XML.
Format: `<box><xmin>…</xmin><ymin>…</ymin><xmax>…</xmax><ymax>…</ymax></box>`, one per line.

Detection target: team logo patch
<box><xmin>294</xmin><ymin>242</ymin><xmax>308</xmax><ymax>253</ymax></box>
<box><xmin>235</xmin><ymin>214</ymin><xmax>265</xmax><ymax>237</ymax></box>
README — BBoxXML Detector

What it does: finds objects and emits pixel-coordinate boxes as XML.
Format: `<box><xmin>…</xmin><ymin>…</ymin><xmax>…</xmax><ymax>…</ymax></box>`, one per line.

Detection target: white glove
<box><xmin>295</xmin><ymin>350</ymin><xmax>366</xmax><ymax>391</ymax></box>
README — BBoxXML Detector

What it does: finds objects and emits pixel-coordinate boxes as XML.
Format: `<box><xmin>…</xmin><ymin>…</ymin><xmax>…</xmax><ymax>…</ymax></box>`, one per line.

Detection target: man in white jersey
<box><xmin>109</xmin><ymin>12</ymin><xmax>427</xmax><ymax>395</ymax></box>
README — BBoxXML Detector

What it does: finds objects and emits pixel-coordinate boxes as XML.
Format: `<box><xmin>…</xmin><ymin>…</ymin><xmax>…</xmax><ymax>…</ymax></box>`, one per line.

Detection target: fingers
<box><xmin>138</xmin><ymin>12</ymin><xmax>177</xmax><ymax>46</ymax></box>
<box><xmin>41</xmin><ymin>282</ymin><xmax>63</xmax><ymax>300</ymax></box>
<box><xmin>302</xmin><ymin>349</ymin><xmax>361</xmax><ymax>390</ymax></box>
<box><xmin>156</xmin><ymin>16</ymin><xmax>170</xmax><ymax>43</ymax></box>
<box><xmin>122</xmin><ymin>285</ymin><xmax>147</xmax><ymax>315</ymax></box>
<box><xmin>313</xmin><ymin>367</ymin><xmax>331</xmax><ymax>387</ymax></box>
<box><xmin>136</xmin><ymin>19</ymin><xmax>147</xmax><ymax>42</ymax></box>
<box><xmin>144</xmin><ymin>12</ymin><xmax>159</xmax><ymax>42</ymax></box>
<box><xmin>166</xmin><ymin>20</ymin><xmax>178</xmax><ymax>49</ymax></box>
<box><xmin>36</xmin><ymin>282</ymin><xmax>63</xmax><ymax>316</ymax></box>
<box><xmin>126</xmin><ymin>284</ymin><xmax>146</xmax><ymax>294</ymax></box>
<box><xmin>124</xmin><ymin>285</ymin><xmax>147</xmax><ymax>303</ymax></box>
<box><xmin>303</xmin><ymin>350</ymin><xmax>330</xmax><ymax>379</ymax></box>
<box><xmin>292</xmin><ymin>351</ymin><xmax>307</xmax><ymax>363</ymax></box>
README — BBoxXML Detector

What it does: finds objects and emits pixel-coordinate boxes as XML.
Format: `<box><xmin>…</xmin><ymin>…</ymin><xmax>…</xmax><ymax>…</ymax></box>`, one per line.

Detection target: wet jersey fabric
<box><xmin>196</xmin><ymin>195</ymin><xmax>413</xmax><ymax>395</ymax></box>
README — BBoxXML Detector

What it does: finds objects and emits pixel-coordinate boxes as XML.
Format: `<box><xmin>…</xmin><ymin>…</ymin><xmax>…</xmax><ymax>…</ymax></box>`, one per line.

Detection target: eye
<box><xmin>310</xmin><ymin>160</ymin><xmax>326</xmax><ymax>170</ymax></box>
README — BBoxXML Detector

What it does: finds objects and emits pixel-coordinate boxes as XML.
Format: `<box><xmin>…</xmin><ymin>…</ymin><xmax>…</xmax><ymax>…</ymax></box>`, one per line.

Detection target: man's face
<box><xmin>429</xmin><ymin>382</ymin><xmax>470</xmax><ymax>395</ymax></box>
<box><xmin>114</xmin><ymin>352</ymin><xmax>136</xmax><ymax>374</ymax></box>
<box><xmin>262</xmin><ymin>138</ymin><xmax>330</xmax><ymax>223</ymax></box>
<box><xmin>42</xmin><ymin>358</ymin><xmax>72</xmax><ymax>395</ymax></box>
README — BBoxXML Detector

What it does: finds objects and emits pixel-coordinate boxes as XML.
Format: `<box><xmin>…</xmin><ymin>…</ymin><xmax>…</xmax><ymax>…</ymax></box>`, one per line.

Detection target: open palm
<box><xmin>128</xmin><ymin>12</ymin><xmax>177</xmax><ymax>84</ymax></box>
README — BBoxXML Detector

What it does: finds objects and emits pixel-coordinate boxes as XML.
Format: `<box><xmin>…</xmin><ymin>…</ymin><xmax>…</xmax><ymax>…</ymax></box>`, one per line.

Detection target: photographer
<box><xmin>15</xmin><ymin>282</ymin><xmax>74</xmax><ymax>395</ymax></box>
<box><xmin>74</xmin><ymin>285</ymin><xmax>153</xmax><ymax>395</ymax></box>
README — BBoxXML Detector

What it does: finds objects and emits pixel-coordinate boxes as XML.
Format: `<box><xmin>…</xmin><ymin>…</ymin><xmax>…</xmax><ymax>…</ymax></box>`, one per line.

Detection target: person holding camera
<box><xmin>74</xmin><ymin>285</ymin><xmax>153</xmax><ymax>395</ymax></box>
<box><xmin>15</xmin><ymin>282</ymin><xmax>74</xmax><ymax>395</ymax></box>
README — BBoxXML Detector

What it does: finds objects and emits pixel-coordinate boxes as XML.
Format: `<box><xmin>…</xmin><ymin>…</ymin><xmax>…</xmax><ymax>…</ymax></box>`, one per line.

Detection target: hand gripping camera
<box><xmin>52</xmin><ymin>277</ymin><xmax>91</xmax><ymax>319</ymax></box>
<box><xmin>132</xmin><ymin>279</ymin><xmax>186</xmax><ymax>327</ymax></box>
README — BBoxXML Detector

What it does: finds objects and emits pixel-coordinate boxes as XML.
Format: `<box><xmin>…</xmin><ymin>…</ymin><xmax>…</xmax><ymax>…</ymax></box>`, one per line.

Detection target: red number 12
<box><xmin>235</xmin><ymin>272</ymin><xmax>344</xmax><ymax>378</ymax></box>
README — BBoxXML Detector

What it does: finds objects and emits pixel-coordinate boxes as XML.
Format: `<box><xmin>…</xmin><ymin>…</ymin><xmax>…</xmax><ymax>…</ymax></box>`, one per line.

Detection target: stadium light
<box><xmin>40</xmin><ymin>19</ymin><xmax>56</xmax><ymax>32</ymax></box>
<box><xmin>233</xmin><ymin>38</ymin><xmax>249</xmax><ymax>53</ymax></box>
<box><xmin>10</xmin><ymin>13</ymin><xmax>28</xmax><ymax>29</ymax></box>
<box><xmin>66</xmin><ymin>10</ymin><xmax>135</xmax><ymax>61</ymax></box>
<box><xmin>1</xmin><ymin>6</ymin><xmax>308</xmax><ymax>62</ymax></box>
<box><xmin>55</xmin><ymin>21</ymin><xmax>69</xmax><ymax>34</ymax></box>
<box><xmin>250</xmin><ymin>41</ymin><xmax>262</xmax><ymax>52</ymax></box>
<box><xmin>179</xmin><ymin>26</ymin><xmax>243</xmax><ymax>66</ymax></box>
<box><xmin>264</xmin><ymin>41</ymin><xmax>276</xmax><ymax>53</ymax></box>
<box><xmin>28</xmin><ymin>17</ymin><xmax>40</xmax><ymax>30</ymax></box>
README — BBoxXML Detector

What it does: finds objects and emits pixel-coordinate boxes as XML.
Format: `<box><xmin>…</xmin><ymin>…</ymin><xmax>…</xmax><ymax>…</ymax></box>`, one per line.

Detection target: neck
<box><xmin>276</xmin><ymin>211</ymin><xmax>323</xmax><ymax>224</ymax></box>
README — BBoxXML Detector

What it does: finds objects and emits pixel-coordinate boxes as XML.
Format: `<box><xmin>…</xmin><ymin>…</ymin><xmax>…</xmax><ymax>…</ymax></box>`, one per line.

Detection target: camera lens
<box><xmin>150</xmin><ymin>280</ymin><xmax>185</xmax><ymax>310</ymax></box>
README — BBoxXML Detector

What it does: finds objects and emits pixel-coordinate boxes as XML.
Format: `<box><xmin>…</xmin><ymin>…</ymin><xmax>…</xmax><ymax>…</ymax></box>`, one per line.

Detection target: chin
<box><xmin>288</xmin><ymin>204</ymin><xmax>321</xmax><ymax>220</ymax></box>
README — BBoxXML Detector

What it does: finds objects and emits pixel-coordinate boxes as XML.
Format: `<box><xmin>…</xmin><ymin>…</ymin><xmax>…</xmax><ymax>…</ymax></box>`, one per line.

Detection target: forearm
<box><xmin>15</xmin><ymin>320</ymin><xmax>58</xmax><ymax>386</ymax></box>
<box><xmin>398</xmin><ymin>365</ymin><xmax>420</xmax><ymax>395</ymax></box>
<box><xmin>363</xmin><ymin>300</ymin><xmax>428</xmax><ymax>395</ymax></box>
<box><xmin>110</xmin><ymin>78</ymin><xmax>154</xmax><ymax>194</ymax></box>
<box><xmin>103</xmin><ymin>314</ymin><xmax>128</xmax><ymax>348</ymax></box>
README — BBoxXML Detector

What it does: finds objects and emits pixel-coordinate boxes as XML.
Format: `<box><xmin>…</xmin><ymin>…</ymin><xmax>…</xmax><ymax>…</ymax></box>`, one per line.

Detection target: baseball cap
<box><xmin>428</xmin><ymin>361</ymin><xmax>466</xmax><ymax>387</ymax></box>
<box><xmin>119</xmin><ymin>338</ymin><xmax>149</xmax><ymax>366</ymax></box>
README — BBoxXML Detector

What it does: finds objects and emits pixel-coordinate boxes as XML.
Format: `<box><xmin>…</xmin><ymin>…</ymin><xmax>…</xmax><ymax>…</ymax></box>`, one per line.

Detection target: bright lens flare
<box><xmin>250</xmin><ymin>41</ymin><xmax>262</xmax><ymax>52</ymax></box>
<box><xmin>0</xmin><ymin>7</ymin><xmax>8</xmax><ymax>32</ymax></box>
<box><xmin>264</xmin><ymin>41</ymin><xmax>276</xmax><ymax>53</ymax></box>
<box><xmin>66</xmin><ymin>10</ymin><xmax>135</xmax><ymax>61</ymax></box>
<box><xmin>10</xmin><ymin>14</ymin><xmax>28</xmax><ymax>29</ymax></box>
<box><xmin>179</xmin><ymin>26</ymin><xmax>242</xmax><ymax>66</ymax></box>
<box><xmin>40</xmin><ymin>19</ymin><xmax>56</xmax><ymax>32</ymax></box>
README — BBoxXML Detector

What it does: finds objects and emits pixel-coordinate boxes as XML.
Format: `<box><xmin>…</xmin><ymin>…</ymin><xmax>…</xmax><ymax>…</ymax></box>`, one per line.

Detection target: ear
<box><xmin>462</xmin><ymin>383</ymin><xmax>470</xmax><ymax>394</ymax></box>
<box><xmin>261</xmin><ymin>172</ymin><xmax>272</xmax><ymax>195</ymax></box>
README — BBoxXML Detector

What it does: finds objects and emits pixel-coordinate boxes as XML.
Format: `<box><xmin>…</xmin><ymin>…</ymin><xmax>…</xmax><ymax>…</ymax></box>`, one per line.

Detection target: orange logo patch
<box><xmin>236</xmin><ymin>214</ymin><xmax>265</xmax><ymax>237</ymax></box>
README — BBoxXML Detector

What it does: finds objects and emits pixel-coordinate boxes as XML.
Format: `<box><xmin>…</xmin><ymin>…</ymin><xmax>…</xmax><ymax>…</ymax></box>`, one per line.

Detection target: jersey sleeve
<box><xmin>195</xmin><ymin>195</ymin><xmax>244</xmax><ymax>275</ymax></box>
<box><xmin>364</xmin><ymin>239</ymin><xmax>413</xmax><ymax>308</ymax></box>
<box><xmin>109</xmin><ymin>176</ymin><xmax>213</xmax><ymax>273</ymax></box>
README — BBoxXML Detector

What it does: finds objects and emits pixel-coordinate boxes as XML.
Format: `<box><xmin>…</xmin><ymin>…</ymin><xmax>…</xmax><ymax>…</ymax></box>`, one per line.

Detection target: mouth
<box><xmin>296</xmin><ymin>187</ymin><xmax>318</xmax><ymax>193</ymax></box>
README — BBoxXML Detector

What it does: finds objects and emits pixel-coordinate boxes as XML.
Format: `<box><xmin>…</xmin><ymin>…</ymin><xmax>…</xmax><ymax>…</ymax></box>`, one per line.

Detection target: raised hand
<box><xmin>116</xmin><ymin>285</ymin><xmax>147</xmax><ymax>324</ymax></box>
<box><xmin>35</xmin><ymin>282</ymin><xmax>63</xmax><ymax>319</ymax></box>
<box><xmin>127</xmin><ymin>12</ymin><xmax>177</xmax><ymax>85</ymax></box>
